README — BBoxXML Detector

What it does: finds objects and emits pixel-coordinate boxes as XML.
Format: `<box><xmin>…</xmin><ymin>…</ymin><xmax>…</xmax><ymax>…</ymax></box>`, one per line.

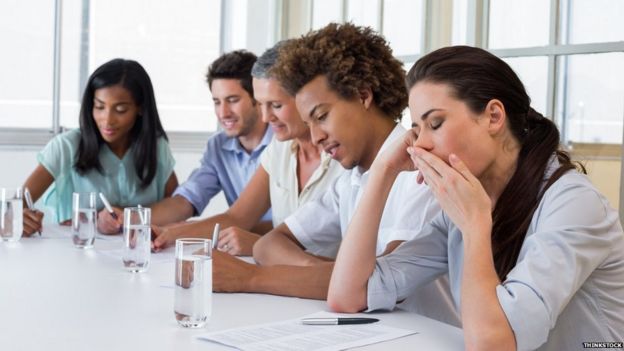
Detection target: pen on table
<box><xmin>211</xmin><ymin>223</ymin><xmax>220</xmax><ymax>249</ymax></box>
<box><xmin>301</xmin><ymin>318</ymin><xmax>380</xmax><ymax>325</ymax></box>
<box><xmin>98</xmin><ymin>193</ymin><xmax>118</xmax><ymax>220</ymax></box>
<box><xmin>24</xmin><ymin>188</ymin><xmax>42</xmax><ymax>236</ymax></box>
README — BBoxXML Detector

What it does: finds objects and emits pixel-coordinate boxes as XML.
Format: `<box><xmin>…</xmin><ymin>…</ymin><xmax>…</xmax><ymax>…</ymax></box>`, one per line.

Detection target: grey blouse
<box><xmin>367</xmin><ymin>160</ymin><xmax>624</xmax><ymax>351</ymax></box>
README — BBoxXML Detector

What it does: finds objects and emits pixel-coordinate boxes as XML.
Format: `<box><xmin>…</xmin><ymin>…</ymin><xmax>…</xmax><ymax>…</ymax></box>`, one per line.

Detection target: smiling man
<box><xmin>150</xmin><ymin>50</ymin><xmax>272</xmax><ymax>225</ymax></box>
<box><xmin>212</xmin><ymin>23</ymin><xmax>459</xmax><ymax>326</ymax></box>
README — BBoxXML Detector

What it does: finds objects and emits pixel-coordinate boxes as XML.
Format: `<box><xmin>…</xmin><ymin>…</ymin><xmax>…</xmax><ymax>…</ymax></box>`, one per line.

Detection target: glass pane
<box><xmin>347</xmin><ymin>0</ymin><xmax>379</xmax><ymax>30</ymax></box>
<box><xmin>400</xmin><ymin>61</ymin><xmax>416</xmax><ymax>130</ymax></box>
<box><xmin>488</xmin><ymin>0</ymin><xmax>550</xmax><ymax>49</ymax></box>
<box><xmin>451</xmin><ymin>0</ymin><xmax>468</xmax><ymax>45</ymax></box>
<box><xmin>503</xmin><ymin>56</ymin><xmax>548</xmax><ymax>116</ymax></box>
<box><xmin>382</xmin><ymin>0</ymin><xmax>424</xmax><ymax>56</ymax></box>
<box><xmin>560</xmin><ymin>0</ymin><xmax>624</xmax><ymax>44</ymax></box>
<box><xmin>59</xmin><ymin>0</ymin><xmax>83</xmax><ymax>131</ymax></box>
<box><xmin>61</xmin><ymin>0</ymin><xmax>221</xmax><ymax>132</ymax></box>
<box><xmin>556</xmin><ymin>53</ymin><xmax>624</xmax><ymax>145</ymax></box>
<box><xmin>0</xmin><ymin>0</ymin><xmax>54</xmax><ymax>129</ymax></box>
<box><xmin>312</xmin><ymin>0</ymin><xmax>343</xmax><ymax>30</ymax></box>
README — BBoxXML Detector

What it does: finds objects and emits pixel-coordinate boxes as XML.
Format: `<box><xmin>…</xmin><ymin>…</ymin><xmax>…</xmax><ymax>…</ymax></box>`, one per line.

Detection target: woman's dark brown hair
<box><xmin>77</xmin><ymin>58</ymin><xmax>167</xmax><ymax>188</ymax></box>
<box><xmin>406</xmin><ymin>46</ymin><xmax>585</xmax><ymax>280</ymax></box>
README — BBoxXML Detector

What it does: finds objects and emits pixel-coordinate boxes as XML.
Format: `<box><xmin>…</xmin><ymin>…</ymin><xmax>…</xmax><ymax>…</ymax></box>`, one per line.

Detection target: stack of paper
<box><xmin>197</xmin><ymin>312</ymin><xmax>417</xmax><ymax>351</ymax></box>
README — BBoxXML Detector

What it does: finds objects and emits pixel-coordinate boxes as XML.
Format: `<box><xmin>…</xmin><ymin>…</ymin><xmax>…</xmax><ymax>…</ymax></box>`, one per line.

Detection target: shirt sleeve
<box><xmin>156</xmin><ymin>137</ymin><xmax>176</xmax><ymax>199</ymax></box>
<box><xmin>379</xmin><ymin>172</ymin><xmax>441</xmax><ymax>244</ymax></box>
<box><xmin>495</xmin><ymin>175</ymin><xmax>621</xmax><ymax>351</ymax></box>
<box><xmin>284</xmin><ymin>174</ymin><xmax>343</xmax><ymax>258</ymax></box>
<box><xmin>37</xmin><ymin>131</ymin><xmax>75</xmax><ymax>178</ymax></box>
<box><xmin>36</xmin><ymin>131</ymin><xmax>78</xmax><ymax>222</ymax></box>
<box><xmin>172</xmin><ymin>138</ymin><xmax>222</xmax><ymax>215</ymax></box>
<box><xmin>367</xmin><ymin>213</ymin><xmax>449</xmax><ymax>312</ymax></box>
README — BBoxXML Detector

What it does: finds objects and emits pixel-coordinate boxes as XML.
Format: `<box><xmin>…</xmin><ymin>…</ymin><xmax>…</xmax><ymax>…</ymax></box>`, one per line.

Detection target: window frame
<box><xmin>0</xmin><ymin>0</ymin><xmax>257</xmax><ymax>152</ymax></box>
<box><xmin>473</xmin><ymin>0</ymin><xmax>624</xmax><ymax>220</ymax></box>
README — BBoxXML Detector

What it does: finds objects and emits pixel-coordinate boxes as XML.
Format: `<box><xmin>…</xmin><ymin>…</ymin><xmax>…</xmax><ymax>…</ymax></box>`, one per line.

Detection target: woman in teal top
<box><xmin>22</xmin><ymin>59</ymin><xmax>178</xmax><ymax>235</ymax></box>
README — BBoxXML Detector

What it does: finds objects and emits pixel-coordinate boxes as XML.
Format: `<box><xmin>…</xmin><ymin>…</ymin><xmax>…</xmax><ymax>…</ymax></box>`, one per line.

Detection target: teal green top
<box><xmin>37</xmin><ymin>129</ymin><xmax>175</xmax><ymax>222</ymax></box>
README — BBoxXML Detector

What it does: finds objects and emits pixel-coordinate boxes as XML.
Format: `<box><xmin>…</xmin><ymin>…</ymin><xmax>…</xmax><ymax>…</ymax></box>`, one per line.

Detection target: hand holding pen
<box><xmin>98</xmin><ymin>193</ymin><xmax>123</xmax><ymax>234</ymax></box>
<box><xmin>22</xmin><ymin>188</ymin><xmax>44</xmax><ymax>236</ymax></box>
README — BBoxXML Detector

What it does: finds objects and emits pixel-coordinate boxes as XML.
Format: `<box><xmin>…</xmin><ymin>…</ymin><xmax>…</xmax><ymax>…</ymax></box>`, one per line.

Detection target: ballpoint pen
<box><xmin>301</xmin><ymin>318</ymin><xmax>380</xmax><ymax>325</ymax></box>
<box><xmin>98</xmin><ymin>192</ymin><xmax>118</xmax><ymax>220</ymax></box>
<box><xmin>100</xmin><ymin>193</ymin><xmax>118</xmax><ymax>219</ymax></box>
<box><xmin>211</xmin><ymin>223</ymin><xmax>220</xmax><ymax>249</ymax></box>
<box><xmin>24</xmin><ymin>188</ymin><xmax>42</xmax><ymax>236</ymax></box>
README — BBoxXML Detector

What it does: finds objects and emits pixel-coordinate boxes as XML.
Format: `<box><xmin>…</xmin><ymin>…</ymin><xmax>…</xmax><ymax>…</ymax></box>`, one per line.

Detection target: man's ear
<box><xmin>485</xmin><ymin>99</ymin><xmax>506</xmax><ymax>135</ymax></box>
<box><xmin>358</xmin><ymin>88</ymin><xmax>373</xmax><ymax>110</ymax></box>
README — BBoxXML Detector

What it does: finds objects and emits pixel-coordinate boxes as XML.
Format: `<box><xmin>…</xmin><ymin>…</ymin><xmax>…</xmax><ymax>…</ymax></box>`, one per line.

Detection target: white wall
<box><xmin>0</xmin><ymin>147</ymin><xmax>228</xmax><ymax>218</ymax></box>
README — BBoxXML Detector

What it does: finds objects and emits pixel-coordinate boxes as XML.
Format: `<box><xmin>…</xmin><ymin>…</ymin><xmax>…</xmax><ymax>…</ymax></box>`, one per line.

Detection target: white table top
<box><xmin>0</xmin><ymin>225</ymin><xmax>463</xmax><ymax>350</ymax></box>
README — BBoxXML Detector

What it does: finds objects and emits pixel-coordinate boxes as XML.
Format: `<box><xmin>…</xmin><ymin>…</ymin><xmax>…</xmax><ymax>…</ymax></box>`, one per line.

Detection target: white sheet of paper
<box><xmin>197</xmin><ymin>312</ymin><xmax>417</xmax><ymax>351</ymax></box>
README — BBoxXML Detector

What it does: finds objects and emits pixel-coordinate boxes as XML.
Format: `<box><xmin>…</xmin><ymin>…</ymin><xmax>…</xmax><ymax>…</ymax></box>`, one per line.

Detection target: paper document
<box><xmin>197</xmin><ymin>312</ymin><xmax>417</xmax><ymax>351</ymax></box>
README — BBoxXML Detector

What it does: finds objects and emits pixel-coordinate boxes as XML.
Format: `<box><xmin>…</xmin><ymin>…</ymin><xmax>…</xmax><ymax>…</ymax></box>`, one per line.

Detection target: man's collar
<box><xmin>221</xmin><ymin>125</ymin><xmax>274</xmax><ymax>155</ymax></box>
<box><xmin>350</xmin><ymin>123</ymin><xmax>406</xmax><ymax>185</ymax></box>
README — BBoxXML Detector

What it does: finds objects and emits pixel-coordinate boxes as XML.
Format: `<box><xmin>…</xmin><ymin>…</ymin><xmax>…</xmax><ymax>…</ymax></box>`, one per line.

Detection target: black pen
<box><xmin>301</xmin><ymin>318</ymin><xmax>380</xmax><ymax>325</ymax></box>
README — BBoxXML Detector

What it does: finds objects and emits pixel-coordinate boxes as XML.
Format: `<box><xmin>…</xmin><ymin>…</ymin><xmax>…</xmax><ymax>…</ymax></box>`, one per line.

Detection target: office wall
<box><xmin>584</xmin><ymin>159</ymin><xmax>621</xmax><ymax>209</ymax></box>
<box><xmin>0</xmin><ymin>148</ymin><xmax>228</xmax><ymax>217</ymax></box>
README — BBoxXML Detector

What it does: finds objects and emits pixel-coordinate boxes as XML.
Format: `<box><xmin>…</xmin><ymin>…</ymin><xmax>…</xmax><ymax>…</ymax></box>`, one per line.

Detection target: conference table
<box><xmin>0</xmin><ymin>225</ymin><xmax>463</xmax><ymax>350</ymax></box>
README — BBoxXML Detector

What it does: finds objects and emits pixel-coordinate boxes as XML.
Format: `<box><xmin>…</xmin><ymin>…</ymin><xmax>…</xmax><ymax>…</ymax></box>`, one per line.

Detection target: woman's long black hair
<box><xmin>406</xmin><ymin>46</ymin><xmax>585</xmax><ymax>280</ymax></box>
<box><xmin>75</xmin><ymin>58</ymin><xmax>167</xmax><ymax>188</ymax></box>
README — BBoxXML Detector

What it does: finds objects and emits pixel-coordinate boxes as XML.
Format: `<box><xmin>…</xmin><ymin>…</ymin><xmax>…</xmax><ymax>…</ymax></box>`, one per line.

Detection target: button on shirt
<box><xmin>367</xmin><ymin>159</ymin><xmax>624</xmax><ymax>351</ymax></box>
<box><xmin>261</xmin><ymin>138</ymin><xmax>344</xmax><ymax>227</ymax></box>
<box><xmin>173</xmin><ymin>127</ymin><xmax>273</xmax><ymax>221</ymax></box>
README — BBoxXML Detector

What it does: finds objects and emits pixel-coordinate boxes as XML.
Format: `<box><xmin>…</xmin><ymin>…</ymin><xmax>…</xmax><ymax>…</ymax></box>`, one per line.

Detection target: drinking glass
<box><xmin>72</xmin><ymin>192</ymin><xmax>96</xmax><ymax>249</ymax></box>
<box><xmin>174</xmin><ymin>238</ymin><xmax>212</xmax><ymax>328</ymax></box>
<box><xmin>1</xmin><ymin>187</ymin><xmax>23</xmax><ymax>242</ymax></box>
<box><xmin>122</xmin><ymin>207</ymin><xmax>151</xmax><ymax>272</ymax></box>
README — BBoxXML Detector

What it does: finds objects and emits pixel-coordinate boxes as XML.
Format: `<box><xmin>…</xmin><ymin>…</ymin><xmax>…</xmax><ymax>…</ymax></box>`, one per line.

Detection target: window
<box><xmin>556</xmin><ymin>52</ymin><xmax>624</xmax><ymax>144</ymax></box>
<box><xmin>474</xmin><ymin>0</ymin><xmax>624</xmax><ymax>210</ymax></box>
<box><xmin>310</xmin><ymin>0</ymin><xmax>424</xmax><ymax>60</ymax></box>
<box><xmin>488</xmin><ymin>0</ymin><xmax>550</xmax><ymax>49</ymax></box>
<box><xmin>60</xmin><ymin>0</ymin><xmax>222</xmax><ymax>133</ymax></box>
<box><xmin>483</xmin><ymin>0</ymin><xmax>624</xmax><ymax>146</ymax></box>
<box><xmin>310</xmin><ymin>0</ymin><xmax>424</xmax><ymax>131</ymax></box>
<box><xmin>1</xmin><ymin>0</ymin><xmax>227</xmax><ymax>148</ymax></box>
<box><xmin>502</xmin><ymin>56</ymin><xmax>548</xmax><ymax>114</ymax></box>
<box><xmin>0</xmin><ymin>0</ymin><xmax>55</xmax><ymax>129</ymax></box>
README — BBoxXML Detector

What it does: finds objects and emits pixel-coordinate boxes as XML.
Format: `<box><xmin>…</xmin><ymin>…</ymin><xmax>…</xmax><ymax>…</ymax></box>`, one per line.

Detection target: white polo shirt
<box><xmin>284</xmin><ymin>124</ymin><xmax>440</xmax><ymax>257</ymax></box>
<box><xmin>284</xmin><ymin>124</ymin><xmax>461</xmax><ymax>326</ymax></box>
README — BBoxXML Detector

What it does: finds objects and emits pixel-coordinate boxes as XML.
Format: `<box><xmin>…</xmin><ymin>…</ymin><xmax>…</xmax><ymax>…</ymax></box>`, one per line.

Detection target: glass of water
<box><xmin>122</xmin><ymin>207</ymin><xmax>151</xmax><ymax>272</ymax></box>
<box><xmin>1</xmin><ymin>187</ymin><xmax>23</xmax><ymax>242</ymax></box>
<box><xmin>72</xmin><ymin>192</ymin><xmax>96</xmax><ymax>249</ymax></box>
<box><xmin>174</xmin><ymin>238</ymin><xmax>212</xmax><ymax>328</ymax></box>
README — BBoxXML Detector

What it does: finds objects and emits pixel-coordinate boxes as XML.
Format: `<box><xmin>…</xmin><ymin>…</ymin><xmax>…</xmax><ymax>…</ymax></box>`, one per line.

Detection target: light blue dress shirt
<box><xmin>38</xmin><ymin>129</ymin><xmax>176</xmax><ymax>222</ymax></box>
<box><xmin>173</xmin><ymin>127</ymin><xmax>273</xmax><ymax>221</ymax></box>
<box><xmin>366</xmin><ymin>158</ymin><xmax>624</xmax><ymax>351</ymax></box>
